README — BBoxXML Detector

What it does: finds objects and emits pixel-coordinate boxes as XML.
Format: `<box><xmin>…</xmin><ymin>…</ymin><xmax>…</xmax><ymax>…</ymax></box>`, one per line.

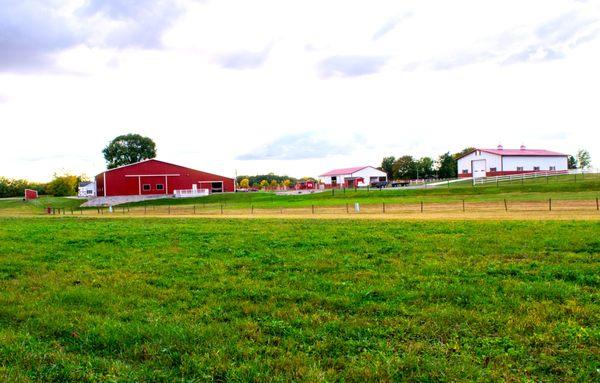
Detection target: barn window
<box><xmin>533</xmin><ymin>166</ymin><xmax>540</xmax><ymax>171</ymax></box>
<box><xmin>156</xmin><ymin>184</ymin><xmax>164</xmax><ymax>190</ymax></box>
<box><xmin>517</xmin><ymin>167</ymin><xmax>523</xmax><ymax>171</ymax></box>
<box><xmin>462</xmin><ymin>169</ymin><xmax>469</xmax><ymax>174</ymax></box>
<box><xmin>549</xmin><ymin>166</ymin><xmax>556</xmax><ymax>171</ymax></box>
<box><xmin>489</xmin><ymin>167</ymin><xmax>497</xmax><ymax>172</ymax></box>
<box><xmin>143</xmin><ymin>184</ymin><xmax>151</xmax><ymax>191</ymax></box>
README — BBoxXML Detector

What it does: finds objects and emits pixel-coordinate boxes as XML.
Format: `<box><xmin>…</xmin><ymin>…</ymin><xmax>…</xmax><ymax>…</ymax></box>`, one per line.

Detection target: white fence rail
<box><xmin>173</xmin><ymin>189</ymin><xmax>210</xmax><ymax>198</ymax></box>
<box><xmin>473</xmin><ymin>168</ymin><xmax>600</xmax><ymax>185</ymax></box>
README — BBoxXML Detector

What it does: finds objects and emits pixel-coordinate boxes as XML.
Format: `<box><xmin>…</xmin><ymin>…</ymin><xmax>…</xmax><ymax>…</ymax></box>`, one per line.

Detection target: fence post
<box><xmin>346</xmin><ymin>203</ymin><xmax>349</xmax><ymax>214</ymax></box>
<box><xmin>504</xmin><ymin>199</ymin><xmax>507</xmax><ymax>212</ymax></box>
<box><xmin>332</xmin><ymin>188</ymin><xmax>335</xmax><ymax>196</ymax></box>
<box><xmin>168</xmin><ymin>205</ymin><xmax>170</xmax><ymax>215</ymax></box>
<box><xmin>549</xmin><ymin>198</ymin><xmax>552</xmax><ymax>211</ymax></box>
<box><xmin>382</xmin><ymin>202</ymin><xmax>385</xmax><ymax>213</ymax></box>
<box><xmin>462</xmin><ymin>199</ymin><xmax>465</xmax><ymax>212</ymax></box>
<box><xmin>144</xmin><ymin>205</ymin><xmax>147</xmax><ymax>215</ymax></box>
<box><xmin>251</xmin><ymin>204</ymin><xmax>254</xmax><ymax>214</ymax></box>
<box><xmin>312</xmin><ymin>205</ymin><xmax>315</xmax><ymax>214</ymax></box>
<box><xmin>220</xmin><ymin>204</ymin><xmax>223</xmax><ymax>214</ymax></box>
<box><xmin>280</xmin><ymin>207</ymin><xmax>283</xmax><ymax>214</ymax></box>
<box><xmin>596</xmin><ymin>197</ymin><xmax>599</xmax><ymax>211</ymax></box>
<box><xmin>193</xmin><ymin>205</ymin><xmax>196</xmax><ymax>215</ymax></box>
<box><xmin>420</xmin><ymin>201</ymin><xmax>423</xmax><ymax>213</ymax></box>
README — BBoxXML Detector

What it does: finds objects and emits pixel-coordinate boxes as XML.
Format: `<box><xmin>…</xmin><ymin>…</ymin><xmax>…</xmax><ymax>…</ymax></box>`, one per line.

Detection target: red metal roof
<box><xmin>457</xmin><ymin>148</ymin><xmax>568</xmax><ymax>159</ymax></box>
<box><xmin>480</xmin><ymin>148</ymin><xmax>567</xmax><ymax>156</ymax></box>
<box><xmin>319</xmin><ymin>166</ymin><xmax>371</xmax><ymax>177</ymax></box>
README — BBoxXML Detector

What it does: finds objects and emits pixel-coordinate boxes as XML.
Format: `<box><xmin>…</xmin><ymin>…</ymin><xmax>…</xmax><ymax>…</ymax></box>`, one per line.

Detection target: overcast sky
<box><xmin>1</xmin><ymin>0</ymin><xmax>599</xmax><ymax>181</ymax></box>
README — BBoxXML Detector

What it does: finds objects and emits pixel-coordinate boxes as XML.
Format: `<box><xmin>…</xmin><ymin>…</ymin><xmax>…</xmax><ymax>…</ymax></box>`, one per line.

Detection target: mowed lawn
<box><xmin>0</xmin><ymin>218</ymin><xmax>598</xmax><ymax>382</ymax></box>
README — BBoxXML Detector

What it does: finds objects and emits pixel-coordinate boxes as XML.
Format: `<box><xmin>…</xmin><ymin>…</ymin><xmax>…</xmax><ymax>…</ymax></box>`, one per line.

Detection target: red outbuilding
<box><xmin>95</xmin><ymin>159</ymin><xmax>235</xmax><ymax>197</ymax></box>
<box><xmin>24</xmin><ymin>189</ymin><xmax>38</xmax><ymax>200</ymax></box>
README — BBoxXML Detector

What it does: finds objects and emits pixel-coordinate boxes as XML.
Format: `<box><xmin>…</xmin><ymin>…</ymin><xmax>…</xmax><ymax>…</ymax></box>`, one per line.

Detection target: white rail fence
<box><xmin>173</xmin><ymin>189</ymin><xmax>210</xmax><ymax>198</ymax></box>
<box><xmin>473</xmin><ymin>168</ymin><xmax>600</xmax><ymax>185</ymax></box>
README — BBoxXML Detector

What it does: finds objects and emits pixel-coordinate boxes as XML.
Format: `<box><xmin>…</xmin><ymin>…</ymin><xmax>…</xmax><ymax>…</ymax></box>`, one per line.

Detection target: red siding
<box><xmin>96</xmin><ymin>160</ymin><xmax>235</xmax><ymax>197</ymax></box>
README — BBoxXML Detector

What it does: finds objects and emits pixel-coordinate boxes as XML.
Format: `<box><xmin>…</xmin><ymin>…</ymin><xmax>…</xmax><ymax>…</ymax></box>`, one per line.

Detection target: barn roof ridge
<box><xmin>319</xmin><ymin>166</ymin><xmax>378</xmax><ymax>177</ymax></box>
<box><xmin>456</xmin><ymin>148</ymin><xmax>568</xmax><ymax>160</ymax></box>
<box><xmin>97</xmin><ymin>158</ymin><xmax>234</xmax><ymax>180</ymax></box>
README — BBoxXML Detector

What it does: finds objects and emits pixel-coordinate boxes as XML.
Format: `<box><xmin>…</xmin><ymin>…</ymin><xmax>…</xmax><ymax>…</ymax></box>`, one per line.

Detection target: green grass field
<box><xmin>1</xmin><ymin>217</ymin><xmax>598</xmax><ymax>381</ymax></box>
<box><xmin>1</xmin><ymin>176</ymin><xmax>598</xmax><ymax>216</ymax></box>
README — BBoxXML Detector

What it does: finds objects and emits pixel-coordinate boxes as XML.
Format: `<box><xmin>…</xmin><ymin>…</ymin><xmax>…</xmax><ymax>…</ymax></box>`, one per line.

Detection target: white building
<box><xmin>78</xmin><ymin>181</ymin><xmax>97</xmax><ymax>197</ymax></box>
<box><xmin>319</xmin><ymin>166</ymin><xmax>387</xmax><ymax>187</ymax></box>
<box><xmin>457</xmin><ymin>145</ymin><xmax>568</xmax><ymax>178</ymax></box>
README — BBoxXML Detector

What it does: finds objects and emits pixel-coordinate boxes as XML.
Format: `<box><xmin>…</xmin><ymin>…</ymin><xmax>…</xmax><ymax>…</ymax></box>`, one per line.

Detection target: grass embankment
<box><xmin>0</xmin><ymin>197</ymin><xmax>84</xmax><ymax>215</ymax></box>
<box><xmin>124</xmin><ymin>176</ymin><xmax>600</xmax><ymax>210</ymax></box>
<box><xmin>0</xmin><ymin>218</ymin><xmax>598</xmax><ymax>381</ymax></box>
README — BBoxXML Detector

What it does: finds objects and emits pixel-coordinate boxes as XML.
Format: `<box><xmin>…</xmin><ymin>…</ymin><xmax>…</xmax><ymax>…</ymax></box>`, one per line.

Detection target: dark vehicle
<box><xmin>370</xmin><ymin>181</ymin><xmax>388</xmax><ymax>189</ymax></box>
<box><xmin>391</xmin><ymin>180</ymin><xmax>410</xmax><ymax>187</ymax></box>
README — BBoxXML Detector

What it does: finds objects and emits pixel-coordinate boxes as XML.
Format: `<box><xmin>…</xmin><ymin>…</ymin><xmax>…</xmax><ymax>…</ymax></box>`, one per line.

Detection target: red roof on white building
<box><xmin>458</xmin><ymin>147</ymin><xmax>567</xmax><ymax>159</ymax></box>
<box><xmin>319</xmin><ymin>166</ymin><xmax>371</xmax><ymax>177</ymax></box>
<box><xmin>480</xmin><ymin>148</ymin><xmax>567</xmax><ymax>156</ymax></box>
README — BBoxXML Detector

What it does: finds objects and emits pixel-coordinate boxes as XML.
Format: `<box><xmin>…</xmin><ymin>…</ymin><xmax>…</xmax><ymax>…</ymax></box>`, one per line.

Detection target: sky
<box><xmin>1</xmin><ymin>0</ymin><xmax>599</xmax><ymax>182</ymax></box>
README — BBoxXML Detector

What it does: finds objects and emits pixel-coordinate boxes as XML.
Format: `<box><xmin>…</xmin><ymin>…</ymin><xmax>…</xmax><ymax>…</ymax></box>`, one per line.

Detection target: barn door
<box><xmin>472</xmin><ymin>159</ymin><xmax>487</xmax><ymax>178</ymax></box>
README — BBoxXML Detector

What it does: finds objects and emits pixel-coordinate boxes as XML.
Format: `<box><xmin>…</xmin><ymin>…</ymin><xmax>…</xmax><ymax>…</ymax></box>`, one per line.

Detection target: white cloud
<box><xmin>0</xmin><ymin>0</ymin><xmax>599</xmax><ymax>181</ymax></box>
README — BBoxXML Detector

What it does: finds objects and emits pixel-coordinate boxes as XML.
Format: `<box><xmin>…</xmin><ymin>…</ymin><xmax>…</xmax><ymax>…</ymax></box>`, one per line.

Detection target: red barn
<box><xmin>95</xmin><ymin>159</ymin><xmax>235</xmax><ymax>197</ymax></box>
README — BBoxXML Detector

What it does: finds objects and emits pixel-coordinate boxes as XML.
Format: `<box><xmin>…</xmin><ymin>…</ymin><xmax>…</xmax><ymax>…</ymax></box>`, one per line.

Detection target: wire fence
<box><xmin>39</xmin><ymin>197</ymin><xmax>600</xmax><ymax>217</ymax></box>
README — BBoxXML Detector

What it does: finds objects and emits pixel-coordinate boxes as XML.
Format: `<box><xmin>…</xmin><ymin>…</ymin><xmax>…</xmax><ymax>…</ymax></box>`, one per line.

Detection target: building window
<box><xmin>533</xmin><ymin>166</ymin><xmax>540</xmax><ymax>171</ymax></box>
<box><xmin>489</xmin><ymin>167</ymin><xmax>497</xmax><ymax>172</ymax></box>
<box><xmin>86</xmin><ymin>190</ymin><xmax>93</xmax><ymax>195</ymax></box>
<box><xmin>549</xmin><ymin>166</ymin><xmax>556</xmax><ymax>171</ymax></box>
<box><xmin>462</xmin><ymin>169</ymin><xmax>469</xmax><ymax>174</ymax></box>
<box><xmin>517</xmin><ymin>167</ymin><xmax>523</xmax><ymax>171</ymax></box>
<box><xmin>156</xmin><ymin>184</ymin><xmax>164</xmax><ymax>191</ymax></box>
<box><xmin>143</xmin><ymin>184</ymin><xmax>151</xmax><ymax>191</ymax></box>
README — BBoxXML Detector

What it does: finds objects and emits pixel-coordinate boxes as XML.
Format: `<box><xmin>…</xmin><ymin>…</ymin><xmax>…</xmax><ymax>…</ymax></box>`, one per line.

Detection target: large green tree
<box><xmin>380</xmin><ymin>156</ymin><xmax>396</xmax><ymax>180</ymax></box>
<box><xmin>437</xmin><ymin>152</ymin><xmax>457</xmax><ymax>179</ymax></box>
<box><xmin>103</xmin><ymin>134</ymin><xmax>157</xmax><ymax>169</ymax></box>
<box><xmin>392</xmin><ymin>155</ymin><xmax>417</xmax><ymax>179</ymax></box>
<box><xmin>416</xmin><ymin>157</ymin><xmax>435</xmax><ymax>179</ymax></box>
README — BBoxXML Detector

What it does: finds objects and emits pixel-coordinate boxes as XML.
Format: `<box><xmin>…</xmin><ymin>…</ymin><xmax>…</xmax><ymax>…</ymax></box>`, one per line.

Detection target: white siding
<box><xmin>457</xmin><ymin>151</ymin><xmax>501</xmax><ymax>174</ymax></box>
<box><xmin>503</xmin><ymin>156</ymin><xmax>567</xmax><ymax>171</ymax></box>
<box><xmin>319</xmin><ymin>167</ymin><xmax>387</xmax><ymax>186</ymax></box>
<box><xmin>458</xmin><ymin>151</ymin><xmax>568</xmax><ymax>174</ymax></box>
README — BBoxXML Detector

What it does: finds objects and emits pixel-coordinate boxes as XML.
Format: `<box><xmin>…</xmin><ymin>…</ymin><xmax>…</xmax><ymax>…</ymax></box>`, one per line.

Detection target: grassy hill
<box><xmin>124</xmin><ymin>176</ymin><xmax>600</xmax><ymax>209</ymax></box>
<box><xmin>0</xmin><ymin>217</ymin><xmax>598</xmax><ymax>381</ymax></box>
<box><xmin>1</xmin><ymin>175</ymin><xmax>598</xmax><ymax>215</ymax></box>
<box><xmin>0</xmin><ymin>196</ymin><xmax>85</xmax><ymax>215</ymax></box>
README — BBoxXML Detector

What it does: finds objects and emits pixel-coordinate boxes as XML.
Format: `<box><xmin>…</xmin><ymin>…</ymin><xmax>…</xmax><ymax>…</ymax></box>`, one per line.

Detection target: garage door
<box><xmin>472</xmin><ymin>159</ymin><xmax>487</xmax><ymax>178</ymax></box>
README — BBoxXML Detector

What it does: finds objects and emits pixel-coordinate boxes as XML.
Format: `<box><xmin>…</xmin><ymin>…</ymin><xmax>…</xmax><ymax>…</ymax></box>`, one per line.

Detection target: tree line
<box><xmin>236</xmin><ymin>174</ymin><xmax>316</xmax><ymax>189</ymax></box>
<box><xmin>0</xmin><ymin>174</ymin><xmax>86</xmax><ymax>198</ymax></box>
<box><xmin>380</xmin><ymin>148</ymin><xmax>592</xmax><ymax>180</ymax></box>
<box><xmin>379</xmin><ymin>148</ymin><xmax>475</xmax><ymax>180</ymax></box>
